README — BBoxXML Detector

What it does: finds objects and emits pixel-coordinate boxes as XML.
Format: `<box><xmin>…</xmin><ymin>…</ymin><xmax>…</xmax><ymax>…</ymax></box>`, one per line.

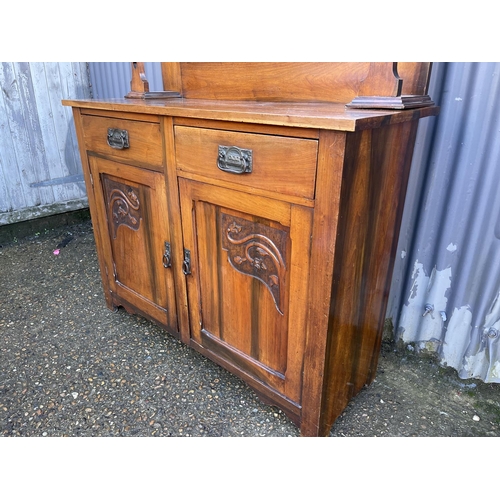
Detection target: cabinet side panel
<box><xmin>319</xmin><ymin>120</ymin><xmax>419</xmax><ymax>435</ymax></box>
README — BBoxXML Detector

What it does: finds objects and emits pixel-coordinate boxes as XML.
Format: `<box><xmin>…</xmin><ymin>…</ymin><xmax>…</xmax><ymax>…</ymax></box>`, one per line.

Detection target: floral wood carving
<box><xmin>103</xmin><ymin>177</ymin><xmax>142</xmax><ymax>239</ymax></box>
<box><xmin>221</xmin><ymin>213</ymin><xmax>287</xmax><ymax>315</ymax></box>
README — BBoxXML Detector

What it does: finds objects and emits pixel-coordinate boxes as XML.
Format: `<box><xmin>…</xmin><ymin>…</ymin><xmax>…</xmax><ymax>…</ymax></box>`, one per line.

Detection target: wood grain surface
<box><xmin>63</xmin><ymin>98</ymin><xmax>439</xmax><ymax>132</ymax></box>
<box><xmin>174</xmin><ymin>125</ymin><xmax>318</xmax><ymax>200</ymax></box>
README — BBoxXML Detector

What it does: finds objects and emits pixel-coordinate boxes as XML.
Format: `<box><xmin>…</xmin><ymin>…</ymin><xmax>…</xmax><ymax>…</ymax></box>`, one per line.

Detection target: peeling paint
<box><xmin>459</xmin><ymin>290</ymin><xmax>500</xmax><ymax>382</ymax></box>
<box><xmin>490</xmin><ymin>361</ymin><xmax>500</xmax><ymax>380</ymax></box>
<box><xmin>446</xmin><ymin>243</ymin><xmax>457</xmax><ymax>252</ymax></box>
<box><xmin>397</xmin><ymin>267</ymin><xmax>500</xmax><ymax>382</ymax></box>
<box><xmin>398</xmin><ymin>296</ymin><xmax>500</xmax><ymax>383</ymax></box>
<box><xmin>483</xmin><ymin>290</ymin><xmax>500</xmax><ymax>332</ymax></box>
<box><xmin>442</xmin><ymin>306</ymin><xmax>473</xmax><ymax>368</ymax></box>
<box><xmin>401</xmin><ymin>250</ymin><xmax>407</xmax><ymax>259</ymax></box>
<box><xmin>398</xmin><ymin>260</ymin><xmax>452</xmax><ymax>343</ymax></box>
<box><xmin>463</xmin><ymin>350</ymin><xmax>488</xmax><ymax>379</ymax></box>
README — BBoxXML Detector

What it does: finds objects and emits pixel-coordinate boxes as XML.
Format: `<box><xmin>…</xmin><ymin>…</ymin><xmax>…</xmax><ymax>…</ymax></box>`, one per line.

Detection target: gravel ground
<box><xmin>1</xmin><ymin>218</ymin><xmax>499</xmax><ymax>438</ymax></box>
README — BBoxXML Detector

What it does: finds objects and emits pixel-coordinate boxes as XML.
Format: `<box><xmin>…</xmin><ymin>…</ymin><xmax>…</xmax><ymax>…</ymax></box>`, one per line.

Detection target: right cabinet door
<box><xmin>179</xmin><ymin>178</ymin><xmax>313</xmax><ymax>407</ymax></box>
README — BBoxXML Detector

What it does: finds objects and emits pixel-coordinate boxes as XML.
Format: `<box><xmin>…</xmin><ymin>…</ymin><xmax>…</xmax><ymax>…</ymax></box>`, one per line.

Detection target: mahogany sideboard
<box><xmin>63</xmin><ymin>63</ymin><xmax>439</xmax><ymax>436</ymax></box>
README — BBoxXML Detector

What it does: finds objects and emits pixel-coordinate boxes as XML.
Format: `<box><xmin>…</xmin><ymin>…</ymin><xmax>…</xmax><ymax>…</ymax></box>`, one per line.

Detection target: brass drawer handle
<box><xmin>217</xmin><ymin>145</ymin><xmax>252</xmax><ymax>174</ymax></box>
<box><xmin>107</xmin><ymin>128</ymin><xmax>130</xmax><ymax>150</ymax></box>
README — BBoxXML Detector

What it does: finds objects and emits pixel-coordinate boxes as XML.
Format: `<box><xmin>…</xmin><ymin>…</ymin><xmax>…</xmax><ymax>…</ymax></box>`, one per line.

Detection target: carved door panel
<box><xmin>89</xmin><ymin>156</ymin><xmax>178</xmax><ymax>332</ymax></box>
<box><xmin>179</xmin><ymin>178</ymin><xmax>313</xmax><ymax>404</ymax></box>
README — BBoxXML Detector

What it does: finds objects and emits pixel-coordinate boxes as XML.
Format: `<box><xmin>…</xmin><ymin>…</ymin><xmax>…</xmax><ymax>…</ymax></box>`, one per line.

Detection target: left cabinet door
<box><xmin>88</xmin><ymin>156</ymin><xmax>178</xmax><ymax>333</ymax></box>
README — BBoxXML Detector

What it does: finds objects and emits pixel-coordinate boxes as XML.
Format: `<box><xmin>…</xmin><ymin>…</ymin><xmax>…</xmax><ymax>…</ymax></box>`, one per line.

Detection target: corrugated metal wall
<box><xmin>0</xmin><ymin>62</ymin><xmax>92</xmax><ymax>225</ymax></box>
<box><xmin>88</xmin><ymin>62</ymin><xmax>164</xmax><ymax>99</ymax></box>
<box><xmin>86</xmin><ymin>62</ymin><xmax>500</xmax><ymax>384</ymax></box>
<box><xmin>388</xmin><ymin>62</ymin><xmax>500</xmax><ymax>383</ymax></box>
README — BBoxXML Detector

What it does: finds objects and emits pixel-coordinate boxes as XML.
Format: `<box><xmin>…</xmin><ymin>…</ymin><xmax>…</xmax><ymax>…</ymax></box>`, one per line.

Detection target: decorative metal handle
<box><xmin>182</xmin><ymin>249</ymin><xmax>191</xmax><ymax>275</ymax></box>
<box><xmin>163</xmin><ymin>242</ymin><xmax>171</xmax><ymax>268</ymax></box>
<box><xmin>217</xmin><ymin>145</ymin><xmax>252</xmax><ymax>174</ymax></box>
<box><xmin>107</xmin><ymin>128</ymin><xmax>130</xmax><ymax>150</ymax></box>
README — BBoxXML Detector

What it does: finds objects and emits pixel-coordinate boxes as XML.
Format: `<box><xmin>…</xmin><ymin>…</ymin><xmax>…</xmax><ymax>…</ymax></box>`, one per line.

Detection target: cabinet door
<box><xmin>179</xmin><ymin>178</ymin><xmax>313</xmax><ymax>406</ymax></box>
<box><xmin>89</xmin><ymin>156</ymin><xmax>178</xmax><ymax>332</ymax></box>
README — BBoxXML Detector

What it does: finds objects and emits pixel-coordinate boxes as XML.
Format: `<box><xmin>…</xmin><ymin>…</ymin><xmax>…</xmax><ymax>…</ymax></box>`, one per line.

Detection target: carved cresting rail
<box><xmin>126</xmin><ymin>62</ymin><xmax>434</xmax><ymax>109</ymax></box>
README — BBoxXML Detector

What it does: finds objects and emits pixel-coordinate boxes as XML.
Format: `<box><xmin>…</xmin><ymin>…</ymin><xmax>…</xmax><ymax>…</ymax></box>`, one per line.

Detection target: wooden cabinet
<box><xmin>64</xmin><ymin>62</ymin><xmax>439</xmax><ymax>436</ymax></box>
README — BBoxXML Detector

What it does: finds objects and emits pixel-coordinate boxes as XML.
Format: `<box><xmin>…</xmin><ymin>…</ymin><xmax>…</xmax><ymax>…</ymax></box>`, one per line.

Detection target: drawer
<box><xmin>174</xmin><ymin>126</ymin><xmax>318</xmax><ymax>200</ymax></box>
<box><xmin>81</xmin><ymin>114</ymin><xmax>163</xmax><ymax>169</ymax></box>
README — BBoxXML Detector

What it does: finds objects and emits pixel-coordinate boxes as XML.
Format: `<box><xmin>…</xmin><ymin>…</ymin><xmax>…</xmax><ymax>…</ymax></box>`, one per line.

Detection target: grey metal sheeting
<box><xmin>388</xmin><ymin>62</ymin><xmax>500</xmax><ymax>382</ymax></box>
<box><xmin>88</xmin><ymin>62</ymin><xmax>164</xmax><ymax>99</ymax></box>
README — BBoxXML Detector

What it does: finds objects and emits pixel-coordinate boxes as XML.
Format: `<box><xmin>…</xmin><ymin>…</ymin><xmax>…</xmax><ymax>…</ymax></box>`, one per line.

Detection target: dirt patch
<box><xmin>330</xmin><ymin>340</ymin><xmax>500</xmax><ymax>436</ymax></box>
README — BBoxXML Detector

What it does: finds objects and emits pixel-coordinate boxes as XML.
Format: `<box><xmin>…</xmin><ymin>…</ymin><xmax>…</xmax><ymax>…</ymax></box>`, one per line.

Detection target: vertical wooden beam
<box><xmin>299</xmin><ymin>130</ymin><xmax>346</xmax><ymax>437</ymax></box>
<box><xmin>162</xmin><ymin>116</ymin><xmax>191</xmax><ymax>344</ymax></box>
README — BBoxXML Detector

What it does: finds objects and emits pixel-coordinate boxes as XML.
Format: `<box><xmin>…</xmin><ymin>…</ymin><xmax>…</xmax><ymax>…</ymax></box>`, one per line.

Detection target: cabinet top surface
<box><xmin>62</xmin><ymin>98</ymin><xmax>439</xmax><ymax>132</ymax></box>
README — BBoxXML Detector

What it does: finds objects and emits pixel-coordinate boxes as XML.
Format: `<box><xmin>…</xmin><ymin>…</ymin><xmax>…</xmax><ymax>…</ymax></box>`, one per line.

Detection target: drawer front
<box><xmin>174</xmin><ymin>126</ymin><xmax>318</xmax><ymax>200</ymax></box>
<box><xmin>81</xmin><ymin>114</ymin><xmax>163</xmax><ymax>169</ymax></box>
